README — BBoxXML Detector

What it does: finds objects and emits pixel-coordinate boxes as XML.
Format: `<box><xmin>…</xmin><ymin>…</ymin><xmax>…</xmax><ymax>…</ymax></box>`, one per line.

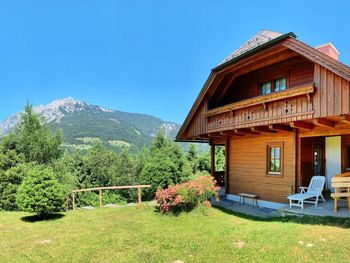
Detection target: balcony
<box><xmin>205</xmin><ymin>85</ymin><xmax>315</xmax><ymax>133</ymax></box>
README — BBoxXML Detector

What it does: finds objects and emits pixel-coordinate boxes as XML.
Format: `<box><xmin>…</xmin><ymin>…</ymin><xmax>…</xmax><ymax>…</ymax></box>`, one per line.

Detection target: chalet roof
<box><xmin>219</xmin><ymin>30</ymin><xmax>283</xmax><ymax>65</ymax></box>
<box><xmin>176</xmin><ymin>31</ymin><xmax>350</xmax><ymax>142</ymax></box>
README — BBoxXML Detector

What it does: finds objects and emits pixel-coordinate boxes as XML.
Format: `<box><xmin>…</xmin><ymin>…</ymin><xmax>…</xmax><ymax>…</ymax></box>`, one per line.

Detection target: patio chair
<box><xmin>287</xmin><ymin>176</ymin><xmax>326</xmax><ymax>210</ymax></box>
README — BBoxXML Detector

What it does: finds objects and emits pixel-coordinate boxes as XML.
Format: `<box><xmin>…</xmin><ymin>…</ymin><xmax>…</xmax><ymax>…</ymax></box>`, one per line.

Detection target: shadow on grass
<box><xmin>21</xmin><ymin>213</ymin><xmax>65</xmax><ymax>223</ymax></box>
<box><xmin>214</xmin><ymin>206</ymin><xmax>350</xmax><ymax>229</ymax></box>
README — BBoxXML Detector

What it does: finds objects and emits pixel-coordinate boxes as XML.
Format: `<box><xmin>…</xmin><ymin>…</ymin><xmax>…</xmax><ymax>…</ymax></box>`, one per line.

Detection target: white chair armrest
<box><xmin>299</xmin><ymin>186</ymin><xmax>308</xmax><ymax>194</ymax></box>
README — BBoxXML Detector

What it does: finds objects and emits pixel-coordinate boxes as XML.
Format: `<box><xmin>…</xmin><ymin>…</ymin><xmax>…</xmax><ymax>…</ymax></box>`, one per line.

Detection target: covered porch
<box><xmin>279</xmin><ymin>198</ymin><xmax>350</xmax><ymax>218</ymax></box>
<box><xmin>213</xmin><ymin>195</ymin><xmax>350</xmax><ymax>218</ymax></box>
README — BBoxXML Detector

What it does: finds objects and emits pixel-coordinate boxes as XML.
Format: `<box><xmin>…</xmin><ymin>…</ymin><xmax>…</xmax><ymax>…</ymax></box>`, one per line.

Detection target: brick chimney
<box><xmin>315</xmin><ymin>43</ymin><xmax>339</xmax><ymax>60</ymax></box>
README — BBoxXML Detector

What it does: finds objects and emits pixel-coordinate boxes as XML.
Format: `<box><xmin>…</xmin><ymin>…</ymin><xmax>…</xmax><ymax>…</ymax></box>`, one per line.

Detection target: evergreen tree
<box><xmin>198</xmin><ymin>150</ymin><xmax>211</xmax><ymax>173</ymax></box>
<box><xmin>140</xmin><ymin>130</ymin><xmax>192</xmax><ymax>200</ymax></box>
<box><xmin>14</xmin><ymin>104</ymin><xmax>63</xmax><ymax>164</ymax></box>
<box><xmin>186</xmin><ymin>144</ymin><xmax>199</xmax><ymax>174</ymax></box>
<box><xmin>16</xmin><ymin>166</ymin><xmax>65</xmax><ymax>216</ymax></box>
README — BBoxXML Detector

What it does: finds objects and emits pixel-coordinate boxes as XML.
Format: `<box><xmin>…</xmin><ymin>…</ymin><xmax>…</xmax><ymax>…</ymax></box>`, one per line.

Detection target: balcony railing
<box><xmin>206</xmin><ymin>85</ymin><xmax>315</xmax><ymax>132</ymax></box>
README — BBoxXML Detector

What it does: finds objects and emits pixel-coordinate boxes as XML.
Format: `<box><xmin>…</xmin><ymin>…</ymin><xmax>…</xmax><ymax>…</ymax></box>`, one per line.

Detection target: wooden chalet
<box><xmin>176</xmin><ymin>30</ymin><xmax>350</xmax><ymax>208</ymax></box>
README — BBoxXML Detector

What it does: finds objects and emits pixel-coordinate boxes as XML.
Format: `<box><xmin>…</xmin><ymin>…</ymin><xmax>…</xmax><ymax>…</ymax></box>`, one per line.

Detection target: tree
<box><xmin>140</xmin><ymin>152</ymin><xmax>179</xmax><ymax>200</ymax></box>
<box><xmin>0</xmin><ymin>163</ymin><xmax>32</xmax><ymax>210</ymax></box>
<box><xmin>50</xmin><ymin>151</ymin><xmax>78</xmax><ymax>195</ymax></box>
<box><xmin>83</xmin><ymin>143</ymin><xmax>119</xmax><ymax>187</ymax></box>
<box><xmin>215</xmin><ymin>146</ymin><xmax>225</xmax><ymax>171</ymax></box>
<box><xmin>186</xmin><ymin>144</ymin><xmax>199</xmax><ymax>174</ymax></box>
<box><xmin>16</xmin><ymin>166</ymin><xmax>65</xmax><ymax>216</ymax></box>
<box><xmin>14</xmin><ymin>104</ymin><xmax>63</xmax><ymax>164</ymax></box>
<box><xmin>0</xmin><ymin>134</ymin><xmax>27</xmax><ymax>211</ymax></box>
<box><xmin>198</xmin><ymin>150</ymin><xmax>210</xmax><ymax>173</ymax></box>
<box><xmin>112</xmin><ymin>149</ymin><xmax>139</xmax><ymax>201</ymax></box>
<box><xmin>139</xmin><ymin>130</ymin><xmax>192</xmax><ymax>200</ymax></box>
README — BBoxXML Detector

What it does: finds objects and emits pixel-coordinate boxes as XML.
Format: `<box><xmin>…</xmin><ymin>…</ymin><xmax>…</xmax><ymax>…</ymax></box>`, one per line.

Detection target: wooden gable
<box><xmin>177</xmin><ymin>32</ymin><xmax>350</xmax><ymax>142</ymax></box>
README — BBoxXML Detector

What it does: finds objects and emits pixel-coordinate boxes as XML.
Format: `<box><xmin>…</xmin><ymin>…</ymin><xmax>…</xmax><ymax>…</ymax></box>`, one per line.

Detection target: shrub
<box><xmin>0</xmin><ymin>163</ymin><xmax>31</xmax><ymax>211</ymax></box>
<box><xmin>77</xmin><ymin>191</ymin><xmax>126</xmax><ymax>207</ymax></box>
<box><xmin>155</xmin><ymin>176</ymin><xmax>219</xmax><ymax>214</ymax></box>
<box><xmin>16</xmin><ymin>166</ymin><xmax>65</xmax><ymax>216</ymax></box>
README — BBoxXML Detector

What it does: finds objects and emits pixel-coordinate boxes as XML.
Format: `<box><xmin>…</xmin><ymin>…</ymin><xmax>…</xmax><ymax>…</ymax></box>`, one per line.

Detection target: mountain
<box><xmin>0</xmin><ymin>97</ymin><xmax>180</xmax><ymax>151</ymax></box>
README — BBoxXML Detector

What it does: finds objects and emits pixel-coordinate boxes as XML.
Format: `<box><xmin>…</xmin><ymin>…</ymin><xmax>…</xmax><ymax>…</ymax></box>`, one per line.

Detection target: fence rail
<box><xmin>70</xmin><ymin>185</ymin><xmax>151</xmax><ymax>210</ymax></box>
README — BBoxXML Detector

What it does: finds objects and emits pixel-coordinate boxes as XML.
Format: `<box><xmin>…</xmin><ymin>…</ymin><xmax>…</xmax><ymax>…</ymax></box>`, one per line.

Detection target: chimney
<box><xmin>315</xmin><ymin>43</ymin><xmax>339</xmax><ymax>60</ymax></box>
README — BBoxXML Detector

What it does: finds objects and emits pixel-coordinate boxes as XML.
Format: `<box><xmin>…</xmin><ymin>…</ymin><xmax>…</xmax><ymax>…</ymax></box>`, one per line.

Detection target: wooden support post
<box><xmin>210</xmin><ymin>145</ymin><xmax>215</xmax><ymax>177</ymax></box>
<box><xmin>66</xmin><ymin>196</ymin><xmax>69</xmax><ymax>210</ymax></box>
<box><xmin>99</xmin><ymin>190</ymin><xmax>102</xmax><ymax>208</ymax></box>
<box><xmin>72</xmin><ymin>192</ymin><xmax>75</xmax><ymax>211</ymax></box>
<box><xmin>334</xmin><ymin>197</ymin><xmax>338</xmax><ymax>212</ymax></box>
<box><xmin>138</xmin><ymin>187</ymin><xmax>142</xmax><ymax>208</ymax></box>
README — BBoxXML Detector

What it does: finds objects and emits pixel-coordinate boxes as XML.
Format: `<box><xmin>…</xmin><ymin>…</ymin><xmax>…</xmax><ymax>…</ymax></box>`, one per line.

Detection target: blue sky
<box><xmin>0</xmin><ymin>0</ymin><xmax>350</xmax><ymax>123</ymax></box>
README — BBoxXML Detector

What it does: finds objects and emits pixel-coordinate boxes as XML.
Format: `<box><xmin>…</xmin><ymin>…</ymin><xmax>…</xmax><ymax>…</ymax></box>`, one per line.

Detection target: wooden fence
<box><xmin>70</xmin><ymin>185</ymin><xmax>151</xmax><ymax>210</ymax></box>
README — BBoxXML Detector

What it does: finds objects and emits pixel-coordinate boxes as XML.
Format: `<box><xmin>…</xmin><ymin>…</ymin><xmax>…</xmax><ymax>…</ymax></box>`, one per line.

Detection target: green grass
<box><xmin>1</xmin><ymin>206</ymin><xmax>350</xmax><ymax>263</ymax></box>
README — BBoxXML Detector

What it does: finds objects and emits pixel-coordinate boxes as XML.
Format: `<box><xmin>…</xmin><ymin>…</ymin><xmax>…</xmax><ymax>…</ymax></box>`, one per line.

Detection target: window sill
<box><xmin>267</xmin><ymin>172</ymin><xmax>283</xmax><ymax>177</ymax></box>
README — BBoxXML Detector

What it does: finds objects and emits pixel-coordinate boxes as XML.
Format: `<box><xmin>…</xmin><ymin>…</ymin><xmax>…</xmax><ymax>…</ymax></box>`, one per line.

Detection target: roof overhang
<box><xmin>176</xmin><ymin>31</ymin><xmax>350</xmax><ymax>142</ymax></box>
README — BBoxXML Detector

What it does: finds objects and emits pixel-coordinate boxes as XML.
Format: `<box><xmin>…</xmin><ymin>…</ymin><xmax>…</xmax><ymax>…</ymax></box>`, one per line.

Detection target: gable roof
<box><xmin>219</xmin><ymin>30</ymin><xmax>283</xmax><ymax>66</ymax></box>
<box><xmin>176</xmin><ymin>31</ymin><xmax>350</xmax><ymax>141</ymax></box>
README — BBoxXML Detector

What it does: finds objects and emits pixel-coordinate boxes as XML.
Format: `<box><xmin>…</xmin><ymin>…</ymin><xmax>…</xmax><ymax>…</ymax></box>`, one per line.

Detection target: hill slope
<box><xmin>0</xmin><ymin>97</ymin><xmax>180</xmax><ymax>151</ymax></box>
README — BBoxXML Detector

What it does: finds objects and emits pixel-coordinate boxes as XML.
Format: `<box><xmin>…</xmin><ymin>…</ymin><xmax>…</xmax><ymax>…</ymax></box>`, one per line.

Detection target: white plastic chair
<box><xmin>287</xmin><ymin>176</ymin><xmax>326</xmax><ymax>210</ymax></box>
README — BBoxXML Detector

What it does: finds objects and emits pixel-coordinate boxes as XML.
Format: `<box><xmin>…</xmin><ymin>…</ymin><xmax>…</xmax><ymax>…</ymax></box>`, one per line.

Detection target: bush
<box><xmin>77</xmin><ymin>191</ymin><xmax>126</xmax><ymax>207</ymax></box>
<box><xmin>155</xmin><ymin>176</ymin><xmax>219</xmax><ymax>214</ymax></box>
<box><xmin>16</xmin><ymin>166</ymin><xmax>65</xmax><ymax>216</ymax></box>
<box><xmin>0</xmin><ymin>164</ymin><xmax>31</xmax><ymax>211</ymax></box>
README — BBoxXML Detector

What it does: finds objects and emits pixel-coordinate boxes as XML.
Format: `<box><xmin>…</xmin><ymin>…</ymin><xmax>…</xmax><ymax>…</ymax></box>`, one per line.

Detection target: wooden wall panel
<box><xmin>228</xmin><ymin>131</ymin><xmax>296</xmax><ymax>203</ymax></box>
<box><xmin>313</xmin><ymin>65</ymin><xmax>350</xmax><ymax>118</ymax></box>
<box><xmin>183</xmin><ymin>101</ymin><xmax>208</xmax><ymax>138</ymax></box>
<box><xmin>215</xmin><ymin>56</ymin><xmax>314</xmax><ymax>107</ymax></box>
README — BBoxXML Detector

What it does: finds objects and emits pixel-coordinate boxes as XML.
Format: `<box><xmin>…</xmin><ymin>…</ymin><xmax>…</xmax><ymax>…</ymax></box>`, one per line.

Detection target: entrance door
<box><xmin>313</xmin><ymin>143</ymin><xmax>324</xmax><ymax>176</ymax></box>
<box><xmin>300</xmin><ymin>137</ymin><xmax>325</xmax><ymax>188</ymax></box>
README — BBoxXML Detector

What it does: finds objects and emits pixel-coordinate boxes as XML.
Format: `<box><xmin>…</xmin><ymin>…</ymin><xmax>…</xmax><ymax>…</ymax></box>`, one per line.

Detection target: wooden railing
<box><xmin>70</xmin><ymin>185</ymin><xmax>151</xmax><ymax>210</ymax></box>
<box><xmin>206</xmin><ymin>85</ymin><xmax>315</xmax><ymax>132</ymax></box>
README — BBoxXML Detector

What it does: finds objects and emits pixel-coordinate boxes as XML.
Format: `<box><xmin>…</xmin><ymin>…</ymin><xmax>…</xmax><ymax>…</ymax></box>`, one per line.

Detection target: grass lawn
<box><xmin>1</xmin><ymin>206</ymin><xmax>350</xmax><ymax>263</ymax></box>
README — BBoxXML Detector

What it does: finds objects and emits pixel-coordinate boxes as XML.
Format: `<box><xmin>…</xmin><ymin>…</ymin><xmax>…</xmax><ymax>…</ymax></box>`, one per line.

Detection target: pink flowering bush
<box><xmin>155</xmin><ymin>176</ymin><xmax>220</xmax><ymax>214</ymax></box>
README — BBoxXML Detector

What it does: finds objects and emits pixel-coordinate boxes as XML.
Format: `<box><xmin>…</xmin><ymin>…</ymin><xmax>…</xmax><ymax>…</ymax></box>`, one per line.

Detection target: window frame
<box><xmin>274</xmin><ymin>77</ymin><xmax>287</xmax><ymax>92</ymax></box>
<box><xmin>260</xmin><ymin>81</ymin><xmax>272</xmax><ymax>95</ymax></box>
<box><xmin>259</xmin><ymin>76</ymin><xmax>287</xmax><ymax>95</ymax></box>
<box><xmin>266</xmin><ymin>142</ymin><xmax>284</xmax><ymax>177</ymax></box>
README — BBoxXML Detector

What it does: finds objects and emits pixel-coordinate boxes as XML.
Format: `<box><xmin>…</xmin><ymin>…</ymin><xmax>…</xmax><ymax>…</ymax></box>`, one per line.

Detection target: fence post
<box><xmin>99</xmin><ymin>190</ymin><xmax>102</xmax><ymax>208</ymax></box>
<box><xmin>72</xmin><ymin>192</ymin><xmax>75</xmax><ymax>210</ymax></box>
<box><xmin>138</xmin><ymin>187</ymin><xmax>142</xmax><ymax>208</ymax></box>
<box><xmin>66</xmin><ymin>196</ymin><xmax>69</xmax><ymax>210</ymax></box>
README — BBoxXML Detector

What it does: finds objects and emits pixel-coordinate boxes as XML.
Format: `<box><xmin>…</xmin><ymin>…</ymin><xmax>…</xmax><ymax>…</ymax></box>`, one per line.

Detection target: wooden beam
<box><xmin>214</xmin><ymin>74</ymin><xmax>237</xmax><ymax>105</ymax></box>
<box><xmin>290</xmin><ymin>121</ymin><xmax>314</xmax><ymax>130</ymax></box>
<box><xmin>220</xmin><ymin>131</ymin><xmax>244</xmax><ymax>137</ymax></box>
<box><xmin>251</xmin><ymin>126</ymin><xmax>276</xmax><ymax>134</ymax></box>
<box><xmin>234</xmin><ymin>128</ymin><xmax>260</xmax><ymax>135</ymax></box>
<box><xmin>210</xmin><ymin>145</ymin><xmax>215</xmax><ymax>177</ymax></box>
<box><xmin>340</xmin><ymin>115</ymin><xmax>350</xmax><ymax>124</ymax></box>
<box><xmin>313</xmin><ymin>118</ymin><xmax>335</xmax><ymax>128</ymax></box>
<box><xmin>269</xmin><ymin>124</ymin><xmax>293</xmax><ymax>132</ymax></box>
<box><xmin>208</xmin><ymin>133</ymin><xmax>225</xmax><ymax>138</ymax></box>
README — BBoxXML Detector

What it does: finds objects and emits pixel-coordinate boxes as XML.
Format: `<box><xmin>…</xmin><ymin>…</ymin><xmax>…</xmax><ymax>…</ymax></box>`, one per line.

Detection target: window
<box><xmin>267</xmin><ymin>142</ymin><xmax>283</xmax><ymax>176</ymax></box>
<box><xmin>260</xmin><ymin>77</ymin><xmax>287</xmax><ymax>95</ymax></box>
<box><xmin>260</xmin><ymin>81</ymin><xmax>271</xmax><ymax>95</ymax></box>
<box><xmin>274</xmin><ymin>78</ymin><xmax>286</xmax><ymax>92</ymax></box>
